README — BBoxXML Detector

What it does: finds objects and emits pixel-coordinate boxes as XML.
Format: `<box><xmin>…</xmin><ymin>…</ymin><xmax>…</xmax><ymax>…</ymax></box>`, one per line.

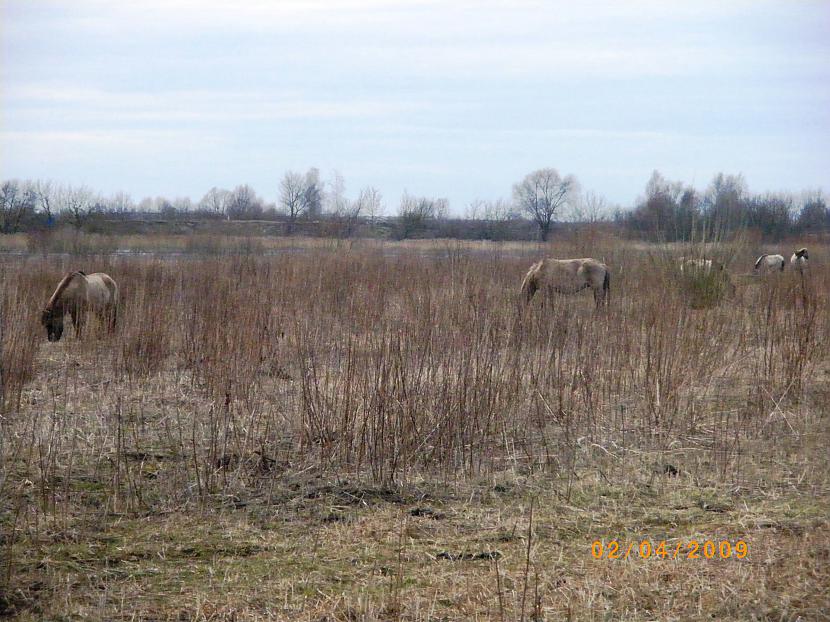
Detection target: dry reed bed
<box><xmin>1</xmin><ymin>240</ymin><xmax>828</xmax><ymax>619</ymax></box>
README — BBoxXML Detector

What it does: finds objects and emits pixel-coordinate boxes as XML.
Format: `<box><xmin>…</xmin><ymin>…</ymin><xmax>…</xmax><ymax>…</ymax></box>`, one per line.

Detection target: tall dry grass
<box><xmin>1</xmin><ymin>237</ymin><xmax>828</xmax><ymax>617</ymax></box>
<box><xmin>1</xmin><ymin>239</ymin><xmax>826</xmax><ymax>491</ymax></box>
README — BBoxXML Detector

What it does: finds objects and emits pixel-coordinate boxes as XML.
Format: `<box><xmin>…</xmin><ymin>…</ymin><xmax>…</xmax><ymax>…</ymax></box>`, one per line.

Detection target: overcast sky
<box><xmin>1</xmin><ymin>0</ymin><xmax>828</xmax><ymax>213</ymax></box>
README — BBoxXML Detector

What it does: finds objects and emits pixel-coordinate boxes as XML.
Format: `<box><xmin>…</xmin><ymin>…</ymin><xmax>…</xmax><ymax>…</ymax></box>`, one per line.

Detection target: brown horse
<box><xmin>41</xmin><ymin>271</ymin><xmax>119</xmax><ymax>341</ymax></box>
<box><xmin>521</xmin><ymin>258</ymin><xmax>610</xmax><ymax>308</ymax></box>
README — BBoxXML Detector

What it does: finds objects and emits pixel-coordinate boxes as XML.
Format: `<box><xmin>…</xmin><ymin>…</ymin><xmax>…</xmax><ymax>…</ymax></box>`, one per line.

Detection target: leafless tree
<box><xmin>56</xmin><ymin>184</ymin><xmax>98</xmax><ymax>229</ymax></box>
<box><xmin>325</xmin><ymin>170</ymin><xmax>348</xmax><ymax>215</ymax></box>
<box><xmin>399</xmin><ymin>192</ymin><xmax>448</xmax><ymax>220</ymax></box>
<box><xmin>357</xmin><ymin>186</ymin><xmax>383</xmax><ymax>225</ymax></box>
<box><xmin>512</xmin><ymin>168</ymin><xmax>577</xmax><ymax>240</ymax></box>
<box><xmin>465</xmin><ymin>198</ymin><xmax>516</xmax><ymax>239</ymax></box>
<box><xmin>0</xmin><ymin>180</ymin><xmax>37</xmax><ymax>233</ymax></box>
<box><xmin>33</xmin><ymin>180</ymin><xmax>56</xmax><ymax>221</ymax></box>
<box><xmin>570</xmin><ymin>191</ymin><xmax>610</xmax><ymax>223</ymax></box>
<box><xmin>226</xmin><ymin>185</ymin><xmax>263</xmax><ymax>220</ymax></box>
<box><xmin>645</xmin><ymin>170</ymin><xmax>685</xmax><ymax>204</ymax></box>
<box><xmin>397</xmin><ymin>192</ymin><xmax>448</xmax><ymax>238</ymax></box>
<box><xmin>106</xmin><ymin>191</ymin><xmax>135</xmax><ymax>216</ymax></box>
<box><xmin>704</xmin><ymin>172</ymin><xmax>747</xmax><ymax>230</ymax></box>
<box><xmin>465</xmin><ymin>198</ymin><xmax>486</xmax><ymax>220</ymax></box>
<box><xmin>198</xmin><ymin>187</ymin><xmax>231</xmax><ymax>218</ymax></box>
<box><xmin>173</xmin><ymin>197</ymin><xmax>193</xmax><ymax>213</ymax></box>
<box><xmin>325</xmin><ymin>173</ymin><xmax>367</xmax><ymax>238</ymax></box>
<box><xmin>304</xmin><ymin>168</ymin><xmax>323</xmax><ymax>218</ymax></box>
<box><xmin>280</xmin><ymin>171</ymin><xmax>308</xmax><ymax>232</ymax></box>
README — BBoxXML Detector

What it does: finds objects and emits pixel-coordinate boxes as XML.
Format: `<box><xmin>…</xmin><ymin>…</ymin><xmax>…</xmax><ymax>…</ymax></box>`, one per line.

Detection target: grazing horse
<box><xmin>41</xmin><ymin>271</ymin><xmax>119</xmax><ymax>341</ymax></box>
<box><xmin>754</xmin><ymin>254</ymin><xmax>785</xmax><ymax>273</ymax></box>
<box><xmin>790</xmin><ymin>248</ymin><xmax>808</xmax><ymax>272</ymax></box>
<box><xmin>521</xmin><ymin>258</ymin><xmax>610</xmax><ymax>308</ymax></box>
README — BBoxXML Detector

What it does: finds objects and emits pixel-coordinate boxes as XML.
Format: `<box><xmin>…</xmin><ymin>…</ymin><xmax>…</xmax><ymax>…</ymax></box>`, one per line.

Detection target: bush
<box><xmin>679</xmin><ymin>267</ymin><xmax>735</xmax><ymax>309</ymax></box>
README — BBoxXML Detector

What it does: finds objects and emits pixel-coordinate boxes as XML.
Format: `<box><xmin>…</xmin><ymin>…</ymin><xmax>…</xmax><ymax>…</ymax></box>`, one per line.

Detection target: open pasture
<box><xmin>1</xmin><ymin>237</ymin><xmax>829</xmax><ymax>620</ymax></box>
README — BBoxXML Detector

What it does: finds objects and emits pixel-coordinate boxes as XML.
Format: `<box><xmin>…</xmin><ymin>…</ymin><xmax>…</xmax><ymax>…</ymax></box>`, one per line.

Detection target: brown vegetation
<box><xmin>1</xmin><ymin>236</ymin><xmax>828</xmax><ymax>620</ymax></box>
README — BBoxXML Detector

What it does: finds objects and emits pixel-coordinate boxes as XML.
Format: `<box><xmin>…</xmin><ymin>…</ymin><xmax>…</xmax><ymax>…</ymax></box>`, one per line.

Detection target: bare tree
<box><xmin>0</xmin><ymin>180</ymin><xmax>37</xmax><ymax>233</ymax></box>
<box><xmin>466</xmin><ymin>198</ymin><xmax>516</xmax><ymax>239</ymax></box>
<box><xmin>106</xmin><ymin>191</ymin><xmax>135</xmax><ymax>216</ymax></box>
<box><xmin>357</xmin><ymin>186</ymin><xmax>383</xmax><ymax>225</ymax></box>
<box><xmin>570</xmin><ymin>191</ymin><xmax>610</xmax><ymax>223</ymax></box>
<box><xmin>645</xmin><ymin>170</ymin><xmax>684</xmax><ymax>204</ymax></box>
<box><xmin>397</xmin><ymin>192</ymin><xmax>448</xmax><ymax>238</ymax></box>
<box><xmin>280</xmin><ymin>171</ymin><xmax>308</xmax><ymax>232</ymax></box>
<box><xmin>173</xmin><ymin>197</ymin><xmax>193</xmax><ymax>213</ymax></box>
<box><xmin>226</xmin><ymin>185</ymin><xmax>263</xmax><ymax>220</ymax></box>
<box><xmin>33</xmin><ymin>180</ymin><xmax>56</xmax><ymax>221</ymax></box>
<box><xmin>198</xmin><ymin>187</ymin><xmax>231</xmax><ymax>218</ymax></box>
<box><xmin>325</xmin><ymin>170</ymin><xmax>348</xmax><ymax>215</ymax></box>
<box><xmin>797</xmin><ymin>189</ymin><xmax>828</xmax><ymax>232</ymax></box>
<box><xmin>304</xmin><ymin>168</ymin><xmax>323</xmax><ymax>218</ymax></box>
<box><xmin>482</xmin><ymin>198</ymin><xmax>515</xmax><ymax>221</ymax></box>
<box><xmin>704</xmin><ymin>172</ymin><xmax>747</xmax><ymax>231</ymax></box>
<box><xmin>512</xmin><ymin>168</ymin><xmax>577</xmax><ymax>240</ymax></box>
<box><xmin>465</xmin><ymin>198</ymin><xmax>485</xmax><ymax>220</ymax></box>
<box><xmin>56</xmin><ymin>184</ymin><xmax>98</xmax><ymax>229</ymax></box>
<box><xmin>399</xmin><ymin>192</ymin><xmax>448</xmax><ymax>220</ymax></box>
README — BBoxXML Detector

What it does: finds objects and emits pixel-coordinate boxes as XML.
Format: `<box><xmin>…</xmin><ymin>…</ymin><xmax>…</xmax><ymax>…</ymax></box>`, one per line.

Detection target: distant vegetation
<box><xmin>1</xmin><ymin>168</ymin><xmax>827</xmax><ymax>242</ymax></box>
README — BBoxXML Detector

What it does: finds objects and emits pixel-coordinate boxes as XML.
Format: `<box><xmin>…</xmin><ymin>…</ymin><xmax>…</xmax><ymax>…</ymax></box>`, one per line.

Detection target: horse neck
<box><xmin>46</xmin><ymin>272</ymin><xmax>86</xmax><ymax>310</ymax></box>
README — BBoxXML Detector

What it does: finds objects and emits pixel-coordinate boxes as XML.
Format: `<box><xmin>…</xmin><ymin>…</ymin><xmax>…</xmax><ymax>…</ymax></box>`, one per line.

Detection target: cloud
<box><xmin>1</xmin><ymin>0</ymin><xmax>828</xmax><ymax>206</ymax></box>
<box><xmin>4</xmin><ymin>86</ymin><xmax>428</xmax><ymax>128</ymax></box>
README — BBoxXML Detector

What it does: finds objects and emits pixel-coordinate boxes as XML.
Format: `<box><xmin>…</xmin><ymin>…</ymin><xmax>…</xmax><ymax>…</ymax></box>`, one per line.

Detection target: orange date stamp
<box><xmin>591</xmin><ymin>539</ymin><xmax>749</xmax><ymax>560</ymax></box>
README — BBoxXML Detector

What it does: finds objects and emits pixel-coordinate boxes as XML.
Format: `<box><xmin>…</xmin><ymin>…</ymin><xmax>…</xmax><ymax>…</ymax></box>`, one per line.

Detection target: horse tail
<box><xmin>520</xmin><ymin>265</ymin><xmax>539</xmax><ymax>304</ymax></box>
<box><xmin>779</xmin><ymin>258</ymin><xmax>785</xmax><ymax>271</ymax></box>
<box><xmin>602</xmin><ymin>269</ymin><xmax>610</xmax><ymax>305</ymax></box>
<box><xmin>754</xmin><ymin>255</ymin><xmax>766</xmax><ymax>269</ymax></box>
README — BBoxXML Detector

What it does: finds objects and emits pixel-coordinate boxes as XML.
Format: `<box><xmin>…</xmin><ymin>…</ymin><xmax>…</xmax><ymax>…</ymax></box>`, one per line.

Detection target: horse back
<box><xmin>86</xmin><ymin>273</ymin><xmax>119</xmax><ymax>307</ymax></box>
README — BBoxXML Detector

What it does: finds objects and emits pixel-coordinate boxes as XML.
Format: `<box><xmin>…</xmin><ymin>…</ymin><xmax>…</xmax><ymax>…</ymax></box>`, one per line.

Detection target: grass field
<box><xmin>1</xmin><ymin>235</ymin><xmax>828</xmax><ymax>620</ymax></box>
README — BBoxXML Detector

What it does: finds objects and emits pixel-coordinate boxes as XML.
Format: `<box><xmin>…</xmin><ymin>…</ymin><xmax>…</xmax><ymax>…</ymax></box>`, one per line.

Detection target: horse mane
<box><xmin>754</xmin><ymin>255</ymin><xmax>766</xmax><ymax>269</ymax></box>
<box><xmin>45</xmin><ymin>271</ymin><xmax>86</xmax><ymax>309</ymax></box>
<box><xmin>795</xmin><ymin>248</ymin><xmax>808</xmax><ymax>257</ymax></box>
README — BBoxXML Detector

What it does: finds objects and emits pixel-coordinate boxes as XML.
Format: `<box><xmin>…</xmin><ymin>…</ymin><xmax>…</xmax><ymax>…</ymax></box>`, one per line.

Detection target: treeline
<box><xmin>1</xmin><ymin>168</ymin><xmax>826</xmax><ymax>241</ymax></box>
<box><xmin>618</xmin><ymin>171</ymin><xmax>828</xmax><ymax>241</ymax></box>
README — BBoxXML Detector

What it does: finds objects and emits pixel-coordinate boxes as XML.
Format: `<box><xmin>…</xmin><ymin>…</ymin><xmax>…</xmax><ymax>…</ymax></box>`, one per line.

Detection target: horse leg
<box><xmin>593</xmin><ymin>286</ymin><xmax>608</xmax><ymax>309</ymax></box>
<box><xmin>72</xmin><ymin>309</ymin><xmax>86</xmax><ymax>339</ymax></box>
<box><xmin>107</xmin><ymin>304</ymin><xmax>118</xmax><ymax>332</ymax></box>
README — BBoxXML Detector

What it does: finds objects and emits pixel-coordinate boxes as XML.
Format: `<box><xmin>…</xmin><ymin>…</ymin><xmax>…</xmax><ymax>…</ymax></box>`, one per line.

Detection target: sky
<box><xmin>1</xmin><ymin>0</ymin><xmax>828</xmax><ymax>214</ymax></box>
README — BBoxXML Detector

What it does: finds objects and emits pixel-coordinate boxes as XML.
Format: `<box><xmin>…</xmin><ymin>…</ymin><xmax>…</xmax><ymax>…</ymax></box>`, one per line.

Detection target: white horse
<box><xmin>678</xmin><ymin>257</ymin><xmax>723</xmax><ymax>275</ymax></box>
<box><xmin>790</xmin><ymin>248</ymin><xmax>808</xmax><ymax>273</ymax></box>
<box><xmin>754</xmin><ymin>254</ymin><xmax>785</xmax><ymax>273</ymax></box>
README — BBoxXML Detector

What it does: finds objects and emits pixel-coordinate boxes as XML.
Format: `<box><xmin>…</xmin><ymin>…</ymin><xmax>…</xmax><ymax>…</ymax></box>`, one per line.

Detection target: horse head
<box><xmin>41</xmin><ymin>308</ymin><xmax>64</xmax><ymax>342</ymax></box>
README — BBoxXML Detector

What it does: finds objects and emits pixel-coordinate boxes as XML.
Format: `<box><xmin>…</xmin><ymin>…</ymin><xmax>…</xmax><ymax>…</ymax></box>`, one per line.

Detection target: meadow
<box><xmin>1</xmin><ymin>234</ymin><xmax>828</xmax><ymax>621</ymax></box>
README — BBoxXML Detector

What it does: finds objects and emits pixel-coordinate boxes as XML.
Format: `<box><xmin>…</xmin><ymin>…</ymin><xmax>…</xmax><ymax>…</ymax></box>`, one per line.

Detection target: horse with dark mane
<box><xmin>790</xmin><ymin>248</ymin><xmax>809</xmax><ymax>273</ymax></box>
<box><xmin>41</xmin><ymin>271</ymin><xmax>119</xmax><ymax>341</ymax></box>
<box><xmin>521</xmin><ymin>258</ymin><xmax>610</xmax><ymax>308</ymax></box>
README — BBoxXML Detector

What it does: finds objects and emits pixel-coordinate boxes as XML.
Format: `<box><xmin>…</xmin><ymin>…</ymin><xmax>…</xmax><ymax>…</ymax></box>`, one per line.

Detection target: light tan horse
<box><xmin>41</xmin><ymin>271</ymin><xmax>119</xmax><ymax>341</ymax></box>
<box><xmin>790</xmin><ymin>248</ymin><xmax>808</xmax><ymax>273</ymax></box>
<box><xmin>754</xmin><ymin>254</ymin><xmax>785</xmax><ymax>273</ymax></box>
<box><xmin>521</xmin><ymin>258</ymin><xmax>610</xmax><ymax>308</ymax></box>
